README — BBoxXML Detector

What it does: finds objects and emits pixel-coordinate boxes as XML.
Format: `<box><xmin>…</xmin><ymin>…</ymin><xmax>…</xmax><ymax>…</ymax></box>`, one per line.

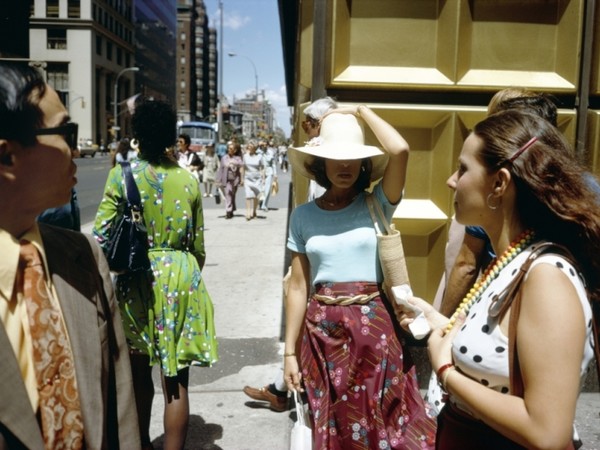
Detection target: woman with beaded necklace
<box><xmin>400</xmin><ymin>110</ymin><xmax>600</xmax><ymax>449</ymax></box>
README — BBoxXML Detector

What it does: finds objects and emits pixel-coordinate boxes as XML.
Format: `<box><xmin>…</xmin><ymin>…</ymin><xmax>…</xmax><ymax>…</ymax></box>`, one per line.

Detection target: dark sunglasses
<box><xmin>34</xmin><ymin>122</ymin><xmax>79</xmax><ymax>149</ymax></box>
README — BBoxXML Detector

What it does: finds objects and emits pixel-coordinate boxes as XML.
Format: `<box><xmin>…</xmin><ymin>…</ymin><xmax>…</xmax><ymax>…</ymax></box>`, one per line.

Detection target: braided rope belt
<box><xmin>313</xmin><ymin>291</ymin><xmax>379</xmax><ymax>306</ymax></box>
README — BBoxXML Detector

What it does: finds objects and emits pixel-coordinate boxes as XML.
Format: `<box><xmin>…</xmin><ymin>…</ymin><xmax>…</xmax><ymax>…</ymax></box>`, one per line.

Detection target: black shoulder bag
<box><xmin>106</xmin><ymin>162</ymin><xmax>151</xmax><ymax>273</ymax></box>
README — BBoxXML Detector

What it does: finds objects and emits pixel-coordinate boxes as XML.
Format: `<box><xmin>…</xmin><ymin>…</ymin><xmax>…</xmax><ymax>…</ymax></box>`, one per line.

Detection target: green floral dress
<box><xmin>93</xmin><ymin>159</ymin><xmax>218</xmax><ymax>376</ymax></box>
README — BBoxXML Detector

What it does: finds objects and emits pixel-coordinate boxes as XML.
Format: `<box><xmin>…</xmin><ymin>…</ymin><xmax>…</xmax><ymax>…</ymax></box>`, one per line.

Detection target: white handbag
<box><xmin>290</xmin><ymin>390</ymin><xmax>312</xmax><ymax>450</ymax></box>
<box><xmin>424</xmin><ymin>371</ymin><xmax>445</xmax><ymax>417</ymax></box>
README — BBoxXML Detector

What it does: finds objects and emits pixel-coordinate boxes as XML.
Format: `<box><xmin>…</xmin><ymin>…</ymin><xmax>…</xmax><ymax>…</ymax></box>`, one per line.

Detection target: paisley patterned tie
<box><xmin>18</xmin><ymin>240</ymin><xmax>84</xmax><ymax>450</ymax></box>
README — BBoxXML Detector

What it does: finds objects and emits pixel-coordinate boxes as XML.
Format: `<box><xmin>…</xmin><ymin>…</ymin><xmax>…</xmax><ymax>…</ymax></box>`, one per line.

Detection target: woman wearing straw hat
<box><xmin>284</xmin><ymin>106</ymin><xmax>436</xmax><ymax>449</ymax></box>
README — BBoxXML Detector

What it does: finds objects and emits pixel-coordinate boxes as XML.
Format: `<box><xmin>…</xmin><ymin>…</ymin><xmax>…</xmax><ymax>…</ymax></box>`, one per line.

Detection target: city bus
<box><xmin>177</xmin><ymin>121</ymin><xmax>216</xmax><ymax>152</ymax></box>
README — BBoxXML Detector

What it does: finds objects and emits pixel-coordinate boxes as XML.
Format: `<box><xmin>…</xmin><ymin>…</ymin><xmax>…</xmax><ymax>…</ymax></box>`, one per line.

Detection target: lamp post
<box><xmin>112</xmin><ymin>66</ymin><xmax>139</xmax><ymax>141</ymax></box>
<box><xmin>217</xmin><ymin>0</ymin><xmax>224</xmax><ymax>143</ymax></box>
<box><xmin>228</xmin><ymin>52</ymin><xmax>258</xmax><ymax>101</ymax></box>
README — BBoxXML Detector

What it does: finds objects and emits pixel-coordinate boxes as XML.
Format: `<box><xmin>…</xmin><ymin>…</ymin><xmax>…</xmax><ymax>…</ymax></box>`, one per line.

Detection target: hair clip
<box><xmin>508</xmin><ymin>137</ymin><xmax>537</xmax><ymax>163</ymax></box>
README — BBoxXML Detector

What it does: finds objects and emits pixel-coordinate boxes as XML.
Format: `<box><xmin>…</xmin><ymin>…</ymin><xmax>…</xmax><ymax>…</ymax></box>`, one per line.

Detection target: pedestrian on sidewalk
<box><xmin>243</xmin><ymin>140</ymin><xmax>265</xmax><ymax>220</ymax></box>
<box><xmin>202</xmin><ymin>143</ymin><xmax>219</xmax><ymax>198</ymax></box>
<box><xmin>259</xmin><ymin>139</ymin><xmax>278</xmax><ymax>211</ymax></box>
<box><xmin>94</xmin><ymin>98</ymin><xmax>218</xmax><ymax>450</ymax></box>
<box><xmin>284</xmin><ymin>107</ymin><xmax>437</xmax><ymax>449</ymax></box>
<box><xmin>216</xmin><ymin>140</ymin><xmax>243</xmax><ymax>219</ymax></box>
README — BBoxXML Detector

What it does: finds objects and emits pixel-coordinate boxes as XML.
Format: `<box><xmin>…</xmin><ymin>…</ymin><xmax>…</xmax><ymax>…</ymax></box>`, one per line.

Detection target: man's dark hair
<box><xmin>131</xmin><ymin>97</ymin><xmax>176</xmax><ymax>164</ymax></box>
<box><xmin>0</xmin><ymin>62</ymin><xmax>47</xmax><ymax>146</ymax></box>
<box><xmin>496</xmin><ymin>95</ymin><xmax>558</xmax><ymax>127</ymax></box>
<box><xmin>178</xmin><ymin>133</ymin><xmax>191</xmax><ymax>146</ymax></box>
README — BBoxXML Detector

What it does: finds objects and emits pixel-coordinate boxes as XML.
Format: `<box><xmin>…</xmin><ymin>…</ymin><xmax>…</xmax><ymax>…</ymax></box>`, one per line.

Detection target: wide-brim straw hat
<box><xmin>288</xmin><ymin>113</ymin><xmax>388</xmax><ymax>181</ymax></box>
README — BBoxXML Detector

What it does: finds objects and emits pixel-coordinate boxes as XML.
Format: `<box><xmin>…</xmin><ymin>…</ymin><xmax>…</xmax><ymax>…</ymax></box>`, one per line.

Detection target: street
<box><xmin>75</xmin><ymin>153</ymin><xmax>291</xmax><ymax>226</ymax></box>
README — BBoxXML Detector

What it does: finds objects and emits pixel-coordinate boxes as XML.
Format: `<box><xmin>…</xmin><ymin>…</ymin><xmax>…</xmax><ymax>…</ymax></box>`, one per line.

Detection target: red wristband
<box><xmin>436</xmin><ymin>363</ymin><xmax>455</xmax><ymax>380</ymax></box>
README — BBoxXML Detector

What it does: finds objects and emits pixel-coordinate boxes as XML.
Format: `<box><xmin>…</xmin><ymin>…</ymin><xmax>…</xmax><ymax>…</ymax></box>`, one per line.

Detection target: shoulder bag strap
<box><xmin>366</xmin><ymin>193</ymin><xmax>394</xmax><ymax>235</ymax></box>
<box><xmin>120</xmin><ymin>162</ymin><xmax>142</xmax><ymax>208</ymax></box>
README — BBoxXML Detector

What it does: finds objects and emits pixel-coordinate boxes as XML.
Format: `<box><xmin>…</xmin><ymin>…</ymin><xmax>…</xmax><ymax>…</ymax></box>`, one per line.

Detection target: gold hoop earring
<box><xmin>486</xmin><ymin>193</ymin><xmax>499</xmax><ymax>210</ymax></box>
<box><xmin>130</xmin><ymin>138</ymin><xmax>139</xmax><ymax>151</ymax></box>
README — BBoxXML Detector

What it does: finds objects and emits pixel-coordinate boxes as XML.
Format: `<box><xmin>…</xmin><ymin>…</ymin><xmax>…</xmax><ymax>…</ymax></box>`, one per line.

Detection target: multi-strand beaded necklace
<box><xmin>445</xmin><ymin>229</ymin><xmax>536</xmax><ymax>332</ymax></box>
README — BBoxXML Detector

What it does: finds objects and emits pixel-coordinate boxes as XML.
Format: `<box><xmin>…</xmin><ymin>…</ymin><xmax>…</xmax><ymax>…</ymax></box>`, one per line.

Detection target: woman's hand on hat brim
<box><xmin>323</xmin><ymin>105</ymin><xmax>364</xmax><ymax>120</ymax></box>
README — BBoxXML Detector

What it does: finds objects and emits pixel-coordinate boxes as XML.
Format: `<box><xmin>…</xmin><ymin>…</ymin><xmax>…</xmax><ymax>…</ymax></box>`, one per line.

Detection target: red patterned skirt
<box><xmin>301</xmin><ymin>282</ymin><xmax>436</xmax><ymax>450</ymax></box>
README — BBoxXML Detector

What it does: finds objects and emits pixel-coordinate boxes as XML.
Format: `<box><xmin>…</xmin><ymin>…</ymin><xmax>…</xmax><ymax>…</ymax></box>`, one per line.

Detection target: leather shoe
<box><xmin>243</xmin><ymin>385</ymin><xmax>287</xmax><ymax>412</ymax></box>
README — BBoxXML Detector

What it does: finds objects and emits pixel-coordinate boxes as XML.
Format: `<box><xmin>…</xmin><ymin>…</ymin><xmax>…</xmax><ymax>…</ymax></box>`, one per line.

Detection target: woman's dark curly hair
<box><xmin>307</xmin><ymin>157</ymin><xmax>372</xmax><ymax>192</ymax></box>
<box><xmin>131</xmin><ymin>98</ymin><xmax>176</xmax><ymax>164</ymax></box>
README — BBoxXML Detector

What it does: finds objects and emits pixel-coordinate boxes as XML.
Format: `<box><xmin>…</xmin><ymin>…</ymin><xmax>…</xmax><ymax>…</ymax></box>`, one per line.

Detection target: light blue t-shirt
<box><xmin>287</xmin><ymin>183</ymin><xmax>398</xmax><ymax>286</ymax></box>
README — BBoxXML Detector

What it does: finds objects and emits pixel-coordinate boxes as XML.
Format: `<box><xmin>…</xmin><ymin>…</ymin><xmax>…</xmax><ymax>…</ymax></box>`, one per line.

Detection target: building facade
<box><xmin>229</xmin><ymin>91</ymin><xmax>275</xmax><ymax>140</ymax></box>
<box><xmin>176</xmin><ymin>0</ymin><xmax>218</xmax><ymax>123</ymax></box>
<box><xmin>135</xmin><ymin>0</ymin><xmax>176</xmax><ymax>103</ymax></box>
<box><xmin>28</xmin><ymin>0</ymin><xmax>137</xmax><ymax>145</ymax></box>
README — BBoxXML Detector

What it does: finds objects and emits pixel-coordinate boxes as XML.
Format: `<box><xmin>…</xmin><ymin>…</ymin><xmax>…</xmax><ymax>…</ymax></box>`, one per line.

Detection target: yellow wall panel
<box><xmin>327</xmin><ymin>0</ymin><xmax>583</xmax><ymax>92</ymax></box>
<box><xmin>586</xmin><ymin>110</ymin><xmax>600</xmax><ymax>176</ymax></box>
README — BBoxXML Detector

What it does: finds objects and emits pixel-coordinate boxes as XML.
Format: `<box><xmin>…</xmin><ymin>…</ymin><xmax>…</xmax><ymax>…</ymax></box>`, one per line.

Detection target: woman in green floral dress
<box><xmin>93</xmin><ymin>98</ymin><xmax>217</xmax><ymax>450</ymax></box>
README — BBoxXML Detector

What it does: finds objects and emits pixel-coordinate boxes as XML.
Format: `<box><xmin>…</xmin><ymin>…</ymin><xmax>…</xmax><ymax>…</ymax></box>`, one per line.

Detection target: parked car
<box><xmin>78</xmin><ymin>138</ymin><xmax>97</xmax><ymax>157</ymax></box>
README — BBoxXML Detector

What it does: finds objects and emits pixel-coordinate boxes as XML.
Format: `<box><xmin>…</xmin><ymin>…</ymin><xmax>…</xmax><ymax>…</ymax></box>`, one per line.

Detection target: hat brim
<box><xmin>288</xmin><ymin>144</ymin><xmax>389</xmax><ymax>181</ymax></box>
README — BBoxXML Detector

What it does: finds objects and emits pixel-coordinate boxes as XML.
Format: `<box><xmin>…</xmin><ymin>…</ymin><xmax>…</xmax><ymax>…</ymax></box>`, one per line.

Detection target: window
<box><xmin>117</xmin><ymin>47</ymin><xmax>122</xmax><ymax>65</ymax></box>
<box><xmin>46</xmin><ymin>63</ymin><xmax>69</xmax><ymax>92</ymax></box>
<box><xmin>47</xmin><ymin>29</ymin><xmax>67</xmax><ymax>50</ymax></box>
<box><xmin>106</xmin><ymin>42</ymin><xmax>113</xmax><ymax>61</ymax></box>
<box><xmin>68</xmin><ymin>0</ymin><xmax>80</xmax><ymax>18</ymax></box>
<box><xmin>96</xmin><ymin>35</ymin><xmax>102</xmax><ymax>55</ymax></box>
<box><xmin>47</xmin><ymin>0</ymin><xmax>59</xmax><ymax>17</ymax></box>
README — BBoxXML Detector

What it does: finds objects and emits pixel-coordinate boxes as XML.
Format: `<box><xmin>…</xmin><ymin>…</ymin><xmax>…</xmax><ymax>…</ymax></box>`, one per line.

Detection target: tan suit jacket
<box><xmin>0</xmin><ymin>224</ymin><xmax>140</xmax><ymax>450</ymax></box>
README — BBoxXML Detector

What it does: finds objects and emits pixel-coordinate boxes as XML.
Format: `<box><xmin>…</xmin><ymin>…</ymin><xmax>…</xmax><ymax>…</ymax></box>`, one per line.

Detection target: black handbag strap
<box><xmin>120</xmin><ymin>162</ymin><xmax>142</xmax><ymax>208</ymax></box>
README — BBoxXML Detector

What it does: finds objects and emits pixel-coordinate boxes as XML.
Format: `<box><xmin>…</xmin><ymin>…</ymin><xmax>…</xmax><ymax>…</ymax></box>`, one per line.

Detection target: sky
<box><xmin>204</xmin><ymin>0</ymin><xmax>291</xmax><ymax>137</ymax></box>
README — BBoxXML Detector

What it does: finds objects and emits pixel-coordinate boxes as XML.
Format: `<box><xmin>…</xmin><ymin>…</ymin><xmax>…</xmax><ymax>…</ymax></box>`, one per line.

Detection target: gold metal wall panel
<box><xmin>456</xmin><ymin>0</ymin><xmax>583</xmax><ymax>92</ymax></box>
<box><xmin>591</xmin><ymin>2</ymin><xmax>600</xmax><ymax>95</ymax></box>
<box><xmin>327</xmin><ymin>0</ymin><xmax>583</xmax><ymax>92</ymax></box>
<box><xmin>329</xmin><ymin>0</ymin><xmax>457</xmax><ymax>89</ymax></box>
<box><xmin>400</xmin><ymin>226</ymin><xmax>447</xmax><ymax>301</ymax></box>
<box><xmin>586</xmin><ymin>110</ymin><xmax>600</xmax><ymax>176</ymax></box>
<box><xmin>298</xmin><ymin>0</ymin><xmax>315</xmax><ymax>93</ymax></box>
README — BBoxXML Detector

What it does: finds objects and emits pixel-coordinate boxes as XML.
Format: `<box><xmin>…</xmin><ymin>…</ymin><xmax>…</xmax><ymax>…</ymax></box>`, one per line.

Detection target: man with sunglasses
<box><xmin>0</xmin><ymin>61</ymin><xmax>140</xmax><ymax>449</ymax></box>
